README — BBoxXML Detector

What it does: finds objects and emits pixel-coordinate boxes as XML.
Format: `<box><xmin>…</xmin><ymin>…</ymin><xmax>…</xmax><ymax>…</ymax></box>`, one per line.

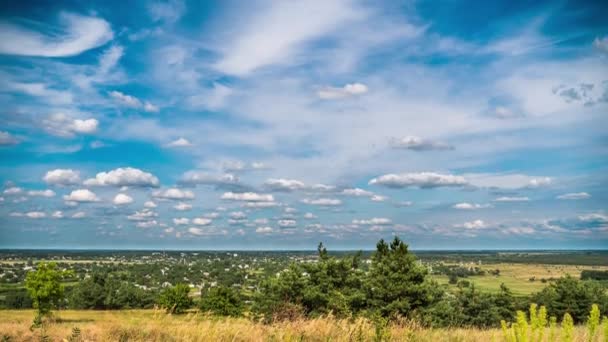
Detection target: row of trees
<box><xmin>21</xmin><ymin>237</ymin><xmax>608</xmax><ymax>328</ymax></box>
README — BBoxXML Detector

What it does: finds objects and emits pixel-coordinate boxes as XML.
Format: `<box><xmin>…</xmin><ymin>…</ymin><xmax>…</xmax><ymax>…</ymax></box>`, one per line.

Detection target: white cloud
<box><xmin>144</xmin><ymin>102</ymin><xmax>160</xmax><ymax>113</ymax></box>
<box><xmin>192</xmin><ymin>217</ymin><xmax>212</xmax><ymax>226</ymax></box>
<box><xmin>173</xmin><ymin>202</ymin><xmax>192</xmax><ymax>211</ymax></box>
<box><xmin>0</xmin><ymin>131</ymin><xmax>19</xmax><ymax>146</ymax></box>
<box><xmin>301</xmin><ymin>198</ymin><xmax>342</xmax><ymax>206</ymax></box>
<box><xmin>71</xmin><ymin>211</ymin><xmax>86</xmax><ymax>219</ymax></box>
<box><xmin>136</xmin><ymin>220</ymin><xmax>158</xmax><ymax>228</ymax></box>
<box><xmin>453</xmin><ymin>202</ymin><xmax>492</xmax><ymax>210</ymax></box>
<box><xmin>3</xmin><ymin>187</ymin><xmax>22</xmax><ymax>195</ymax></box>
<box><xmin>27</xmin><ymin>189</ymin><xmax>56</xmax><ymax>197</ymax></box>
<box><xmin>395</xmin><ymin>201</ymin><xmax>413</xmax><ymax>207</ymax></box>
<box><xmin>109</xmin><ymin>90</ymin><xmax>142</xmax><ymax>107</ymax></box>
<box><xmin>556</xmin><ymin>192</ymin><xmax>591</xmax><ymax>200</ymax></box>
<box><xmin>303</xmin><ymin>212</ymin><xmax>317</xmax><ymax>219</ymax></box>
<box><xmin>113</xmin><ymin>193</ymin><xmax>134</xmax><ymax>205</ymax></box>
<box><xmin>127</xmin><ymin>209</ymin><xmax>157</xmax><ymax>221</ymax></box>
<box><xmin>221</xmin><ymin>192</ymin><xmax>274</xmax><ymax>202</ymax></box>
<box><xmin>526</xmin><ymin>177</ymin><xmax>552</xmax><ymax>188</ymax></box>
<box><xmin>264</xmin><ymin>178</ymin><xmax>305</xmax><ymax>191</ymax></box>
<box><xmin>63</xmin><ymin>189</ymin><xmax>99</xmax><ymax>202</ymax></box>
<box><xmin>52</xmin><ymin>211</ymin><xmax>63</xmax><ymax>218</ymax></box>
<box><xmin>390</xmin><ymin>136</ymin><xmax>453</xmax><ymax>151</ymax></box>
<box><xmin>173</xmin><ymin>218</ymin><xmax>190</xmax><ymax>225</ymax></box>
<box><xmin>370</xmin><ymin>195</ymin><xmax>388</xmax><ymax>202</ymax></box>
<box><xmin>318</xmin><ymin>83</ymin><xmax>368</xmax><ymax>99</ymax></box>
<box><xmin>342</xmin><ymin>188</ymin><xmax>374</xmax><ymax>197</ymax></box>
<box><xmin>278</xmin><ymin>219</ymin><xmax>297</xmax><ymax>228</ymax></box>
<box><xmin>144</xmin><ymin>201</ymin><xmax>157</xmax><ymax>208</ymax></box>
<box><xmin>42</xmin><ymin>113</ymin><xmax>98</xmax><ymax>137</ymax></box>
<box><xmin>187</xmin><ymin>82</ymin><xmax>233</xmax><ymax>110</ymax></box>
<box><xmin>256</xmin><ymin>226</ymin><xmax>273</xmax><ymax>234</ymax></box>
<box><xmin>494</xmin><ymin>196</ymin><xmax>530</xmax><ymax>202</ymax></box>
<box><xmin>254</xmin><ymin>218</ymin><xmax>269</xmax><ymax>224</ymax></box>
<box><xmin>244</xmin><ymin>201</ymin><xmax>281</xmax><ymax>208</ymax></box>
<box><xmin>230</xmin><ymin>211</ymin><xmax>247</xmax><ymax>219</ymax></box>
<box><xmin>0</xmin><ymin>13</ymin><xmax>113</xmax><ymax>57</ymax></box>
<box><xmin>180</xmin><ymin>171</ymin><xmax>237</xmax><ymax>186</ymax></box>
<box><xmin>353</xmin><ymin>217</ymin><xmax>391</xmax><ymax>225</ymax></box>
<box><xmin>25</xmin><ymin>211</ymin><xmax>46</xmax><ymax>219</ymax></box>
<box><xmin>153</xmin><ymin>188</ymin><xmax>195</xmax><ymax>200</ymax></box>
<box><xmin>8</xmin><ymin>82</ymin><xmax>73</xmax><ymax>105</ymax></box>
<box><xmin>84</xmin><ymin>167</ymin><xmax>159</xmax><ymax>187</ymax></box>
<box><xmin>369</xmin><ymin>172</ymin><xmax>467</xmax><ymax>188</ymax></box>
<box><xmin>44</xmin><ymin>169</ymin><xmax>81</xmax><ymax>185</ymax></box>
<box><xmin>214</xmin><ymin>1</ymin><xmax>364</xmax><ymax>75</ymax></box>
<box><xmin>459</xmin><ymin>219</ymin><xmax>486</xmax><ymax>229</ymax></box>
<box><xmin>166</xmin><ymin>138</ymin><xmax>193</xmax><ymax>148</ymax></box>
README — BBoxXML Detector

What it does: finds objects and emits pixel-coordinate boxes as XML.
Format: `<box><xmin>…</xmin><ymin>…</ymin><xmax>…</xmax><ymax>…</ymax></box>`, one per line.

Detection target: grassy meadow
<box><xmin>0</xmin><ymin>309</ymin><xmax>595</xmax><ymax>342</ymax></box>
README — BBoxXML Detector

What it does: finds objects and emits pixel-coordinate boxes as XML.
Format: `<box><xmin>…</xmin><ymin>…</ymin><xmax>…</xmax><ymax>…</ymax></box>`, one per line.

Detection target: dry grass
<box><xmin>0</xmin><ymin>309</ymin><xmax>594</xmax><ymax>342</ymax></box>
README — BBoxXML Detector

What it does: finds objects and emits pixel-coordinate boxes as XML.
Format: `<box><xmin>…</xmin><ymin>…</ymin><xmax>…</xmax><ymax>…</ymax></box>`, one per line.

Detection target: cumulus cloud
<box><xmin>63</xmin><ymin>189</ymin><xmax>99</xmax><ymax>202</ymax></box>
<box><xmin>303</xmin><ymin>212</ymin><xmax>317</xmax><ymax>219</ymax></box>
<box><xmin>27</xmin><ymin>189</ymin><xmax>56</xmax><ymax>197</ymax></box>
<box><xmin>353</xmin><ymin>217</ymin><xmax>392</xmax><ymax>225</ymax></box>
<box><xmin>230</xmin><ymin>211</ymin><xmax>247</xmax><ymax>220</ymax></box>
<box><xmin>113</xmin><ymin>193</ymin><xmax>133</xmax><ymax>205</ymax></box>
<box><xmin>109</xmin><ymin>90</ymin><xmax>141</xmax><ymax>107</ymax></box>
<box><xmin>342</xmin><ymin>188</ymin><xmax>374</xmax><ymax>197</ymax></box>
<box><xmin>44</xmin><ymin>169</ymin><xmax>81</xmax><ymax>185</ymax></box>
<box><xmin>369</xmin><ymin>172</ymin><xmax>467</xmax><ymax>188</ymax></box>
<box><xmin>221</xmin><ymin>192</ymin><xmax>274</xmax><ymax>202</ymax></box>
<box><xmin>136</xmin><ymin>220</ymin><xmax>157</xmax><ymax>228</ymax></box>
<box><xmin>192</xmin><ymin>217</ymin><xmax>212</xmax><ymax>226</ymax></box>
<box><xmin>71</xmin><ymin>211</ymin><xmax>86</xmax><ymax>219</ymax></box>
<box><xmin>173</xmin><ymin>202</ymin><xmax>192</xmax><ymax>211</ymax></box>
<box><xmin>526</xmin><ymin>177</ymin><xmax>552</xmax><ymax>189</ymax></box>
<box><xmin>264</xmin><ymin>178</ymin><xmax>305</xmax><ymax>192</ymax></box>
<box><xmin>0</xmin><ymin>131</ymin><xmax>19</xmax><ymax>146</ymax></box>
<box><xmin>390</xmin><ymin>136</ymin><xmax>453</xmax><ymax>151</ymax></box>
<box><xmin>144</xmin><ymin>201</ymin><xmax>157</xmax><ymax>208</ymax></box>
<box><xmin>301</xmin><ymin>198</ymin><xmax>342</xmax><ymax>206</ymax></box>
<box><xmin>180</xmin><ymin>171</ymin><xmax>237</xmax><ymax>186</ymax></box>
<box><xmin>52</xmin><ymin>211</ymin><xmax>64</xmax><ymax>218</ymax></box>
<box><xmin>557</xmin><ymin>192</ymin><xmax>590</xmax><ymax>200</ymax></box>
<box><xmin>153</xmin><ymin>188</ymin><xmax>195</xmax><ymax>200</ymax></box>
<box><xmin>42</xmin><ymin>113</ymin><xmax>98</xmax><ymax>137</ymax></box>
<box><xmin>84</xmin><ymin>167</ymin><xmax>159</xmax><ymax>187</ymax></box>
<box><xmin>244</xmin><ymin>201</ymin><xmax>281</xmax><ymax>208</ymax></box>
<box><xmin>3</xmin><ymin>187</ymin><xmax>22</xmax><ymax>195</ymax></box>
<box><xmin>278</xmin><ymin>219</ymin><xmax>297</xmax><ymax>228</ymax></box>
<box><xmin>173</xmin><ymin>218</ymin><xmax>190</xmax><ymax>225</ymax></box>
<box><xmin>127</xmin><ymin>209</ymin><xmax>157</xmax><ymax>221</ymax></box>
<box><xmin>453</xmin><ymin>202</ymin><xmax>492</xmax><ymax>210</ymax></box>
<box><xmin>256</xmin><ymin>226</ymin><xmax>273</xmax><ymax>234</ymax></box>
<box><xmin>370</xmin><ymin>195</ymin><xmax>388</xmax><ymax>202</ymax></box>
<box><xmin>0</xmin><ymin>13</ymin><xmax>113</xmax><ymax>57</ymax></box>
<box><xmin>25</xmin><ymin>211</ymin><xmax>46</xmax><ymax>219</ymax></box>
<box><xmin>318</xmin><ymin>83</ymin><xmax>368</xmax><ymax>99</ymax></box>
<box><xmin>494</xmin><ymin>196</ymin><xmax>530</xmax><ymax>202</ymax></box>
<box><xmin>459</xmin><ymin>219</ymin><xmax>486</xmax><ymax>229</ymax></box>
<box><xmin>166</xmin><ymin>137</ymin><xmax>192</xmax><ymax>147</ymax></box>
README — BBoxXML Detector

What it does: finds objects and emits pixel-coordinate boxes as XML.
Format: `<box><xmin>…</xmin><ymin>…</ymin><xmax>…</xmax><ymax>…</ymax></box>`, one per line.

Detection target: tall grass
<box><xmin>0</xmin><ymin>309</ymin><xmax>598</xmax><ymax>342</ymax></box>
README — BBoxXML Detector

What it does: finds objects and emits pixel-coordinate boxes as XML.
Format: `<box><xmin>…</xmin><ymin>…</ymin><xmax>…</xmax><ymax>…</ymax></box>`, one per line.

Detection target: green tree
<box><xmin>157</xmin><ymin>283</ymin><xmax>192</xmax><ymax>314</ymax></box>
<box><xmin>366</xmin><ymin>237</ymin><xmax>441</xmax><ymax>318</ymax></box>
<box><xmin>200</xmin><ymin>286</ymin><xmax>243</xmax><ymax>316</ymax></box>
<box><xmin>25</xmin><ymin>262</ymin><xmax>71</xmax><ymax>319</ymax></box>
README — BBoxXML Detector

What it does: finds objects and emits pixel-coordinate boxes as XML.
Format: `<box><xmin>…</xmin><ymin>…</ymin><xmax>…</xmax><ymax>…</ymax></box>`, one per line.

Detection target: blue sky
<box><xmin>0</xmin><ymin>0</ymin><xmax>607</xmax><ymax>250</ymax></box>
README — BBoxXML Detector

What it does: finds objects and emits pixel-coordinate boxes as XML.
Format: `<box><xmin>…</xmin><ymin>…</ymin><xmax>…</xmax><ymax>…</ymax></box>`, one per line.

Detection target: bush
<box><xmin>157</xmin><ymin>284</ymin><xmax>192</xmax><ymax>314</ymax></box>
<box><xmin>199</xmin><ymin>286</ymin><xmax>243</xmax><ymax>317</ymax></box>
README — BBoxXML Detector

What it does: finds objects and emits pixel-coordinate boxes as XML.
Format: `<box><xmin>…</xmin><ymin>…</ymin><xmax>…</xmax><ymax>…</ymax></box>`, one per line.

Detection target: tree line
<box><xmin>18</xmin><ymin>237</ymin><xmax>608</xmax><ymax>328</ymax></box>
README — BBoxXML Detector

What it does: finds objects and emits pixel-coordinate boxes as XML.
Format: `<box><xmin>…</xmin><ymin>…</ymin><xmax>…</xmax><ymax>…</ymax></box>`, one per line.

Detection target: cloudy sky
<box><xmin>0</xmin><ymin>0</ymin><xmax>607</xmax><ymax>250</ymax></box>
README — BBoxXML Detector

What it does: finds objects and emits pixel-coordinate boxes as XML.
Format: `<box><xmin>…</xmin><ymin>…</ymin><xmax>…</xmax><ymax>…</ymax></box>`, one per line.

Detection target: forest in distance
<box><xmin>1</xmin><ymin>238</ymin><xmax>607</xmax><ymax>341</ymax></box>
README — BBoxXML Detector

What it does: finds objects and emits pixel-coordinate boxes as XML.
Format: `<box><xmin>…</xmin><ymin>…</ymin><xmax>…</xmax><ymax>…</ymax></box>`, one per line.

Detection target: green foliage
<box><xmin>603</xmin><ymin>316</ymin><xmax>608</xmax><ymax>342</ymax></box>
<box><xmin>549</xmin><ymin>316</ymin><xmax>557</xmax><ymax>342</ymax></box>
<box><xmin>561</xmin><ymin>312</ymin><xmax>574</xmax><ymax>342</ymax></box>
<box><xmin>366</xmin><ymin>237</ymin><xmax>440</xmax><ymax>318</ymax></box>
<box><xmin>70</xmin><ymin>272</ymin><xmax>156</xmax><ymax>309</ymax></box>
<box><xmin>501</xmin><ymin>304</ymin><xmax>549</xmax><ymax>342</ymax></box>
<box><xmin>586</xmin><ymin>304</ymin><xmax>600</xmax><ymax>341</ymax></box>
<box><xmin>532</xmin><ymin>275</ymin><xmax>608</xmax><ymax>323</ymax></box>
<box><xmin>199</xmin><ymin>286</ymin><xmax>243</xmax><ymax>317</ymax></box>
<box><xmin>24</xmin><ymin>262</ymin><xmax>71</xmax><ymax>318</ymax></box>
<box><xmin>157</xmin><ymin>283</ymin><xmax>192</xmax><ymax>314</ymax></box>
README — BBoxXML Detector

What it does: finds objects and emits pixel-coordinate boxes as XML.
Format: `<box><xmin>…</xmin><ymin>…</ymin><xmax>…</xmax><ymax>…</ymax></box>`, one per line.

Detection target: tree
<box><xmin>366</xmin><ymin>237</ymin><xmax>441</xmax><ymax>318</ymax></box>
<box><xmin>25</xmin><ymin>262</ymin><xmax>70</xmax><ymax>319</ymax></box>
<box><xmin>200</xmin><ymin>286</ymin><xmax>243</xmax><ymax>316</ymax></box>
<box><xmin>157</xmin><ymin>283</ymin><xmax>192</xmax><ymax>314</ymax></box>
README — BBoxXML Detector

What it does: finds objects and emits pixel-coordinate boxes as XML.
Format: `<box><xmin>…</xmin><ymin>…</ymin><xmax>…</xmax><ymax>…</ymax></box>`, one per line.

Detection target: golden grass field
<box><xmin>0</xmin><ymin>309</ymin><xmax>595</xmax><ymax>342</ymax></box>
<box><xmin>432</xmin><ymin>263</ymin><xmax>608</xmax><ymax>295</ymax></box>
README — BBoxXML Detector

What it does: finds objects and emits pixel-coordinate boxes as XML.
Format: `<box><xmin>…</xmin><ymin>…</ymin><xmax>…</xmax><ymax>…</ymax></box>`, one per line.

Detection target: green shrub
<box><xmin>157</xmin><ymin>283</ymin><xmax>192</xmax><ymax>314</ymax></box>
<box><xmin>199</xmin><ymin>286</ymin><xmax>243</xmax><ymax>317</ymax></box>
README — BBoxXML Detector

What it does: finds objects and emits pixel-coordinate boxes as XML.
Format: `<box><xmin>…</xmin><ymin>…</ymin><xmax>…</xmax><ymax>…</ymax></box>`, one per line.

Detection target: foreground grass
<box><xmin>0</xmin><ymin>310</ymin><xmax>593</xmax><ymax>342</ymax></box>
